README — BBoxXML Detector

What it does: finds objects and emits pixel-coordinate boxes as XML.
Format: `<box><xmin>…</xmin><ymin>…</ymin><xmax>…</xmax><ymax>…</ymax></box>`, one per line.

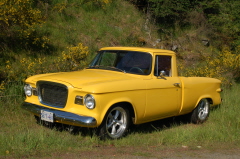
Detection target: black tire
<box><xmin>34</xmin><ymin>115</ymin><xmax>41</xmax><ymax>124</ymax></box>
<box><xmin>97</xmin><ymin>106</ymin><xmax>130</xmax><ymax>140</ymax></box>
<box><xmin>190</xmin><ymin>99</ymin><xmax>210</xmax><ymax>124</ymax></box>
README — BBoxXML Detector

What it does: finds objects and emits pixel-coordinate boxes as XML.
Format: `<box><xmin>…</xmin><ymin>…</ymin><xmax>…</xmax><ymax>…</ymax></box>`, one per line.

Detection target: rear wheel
<box><xmin>190</xmin><ymin>99</ymin><xmax>210</xmax><ymax>124</ymax></box>
<box><xmin>98</xmin><ymin>106</ymin><xmax>130</xmax><ymax>140</ymax></box>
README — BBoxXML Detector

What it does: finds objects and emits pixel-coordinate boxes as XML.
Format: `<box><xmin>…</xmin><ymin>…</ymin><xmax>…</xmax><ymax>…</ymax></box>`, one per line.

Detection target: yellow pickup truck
<box><xmin>22</xmin><ymin>47</ymin><xmax>222</xmax><ymax>139</ymax></box>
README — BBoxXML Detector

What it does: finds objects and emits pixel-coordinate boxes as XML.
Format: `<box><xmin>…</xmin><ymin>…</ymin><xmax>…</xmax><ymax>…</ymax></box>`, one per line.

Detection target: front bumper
<box><xmin>22</xmin><ymin>102</ymin><xmax>97</xmax><ymax>127</ymax></box>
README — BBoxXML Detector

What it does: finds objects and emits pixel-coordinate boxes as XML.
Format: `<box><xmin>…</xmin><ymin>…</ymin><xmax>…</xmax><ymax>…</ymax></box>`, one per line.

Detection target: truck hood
<box><xmin>26</xmin><ymin>69</ymin><xmax>145</xmax><ymax>93</ymax></box>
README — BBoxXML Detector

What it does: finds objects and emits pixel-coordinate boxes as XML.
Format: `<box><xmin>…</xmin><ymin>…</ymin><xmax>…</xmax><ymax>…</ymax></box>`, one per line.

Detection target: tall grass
<box><xmin>0</xmin><ymin>82</ymin><xmax>239</xmax><ymax>158</ymax></box>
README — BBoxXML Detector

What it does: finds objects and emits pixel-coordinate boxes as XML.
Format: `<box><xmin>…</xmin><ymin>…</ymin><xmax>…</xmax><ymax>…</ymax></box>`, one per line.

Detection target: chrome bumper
<box><xmin>21</xmin><ymin>102</ymin><xmax>97</xmax><ymax>127</ymax></box>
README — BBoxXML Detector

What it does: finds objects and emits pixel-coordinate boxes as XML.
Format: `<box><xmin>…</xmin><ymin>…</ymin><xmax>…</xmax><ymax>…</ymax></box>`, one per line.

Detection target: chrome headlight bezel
<box><xmin>84</xmin><ymin>94</ymin><xmax>95</xmax><ymax>109</ymax></box>
<box><xmin>24</xmin><ymin>84</ymin><xmax>32</xmax><ymax>97</ymax></box>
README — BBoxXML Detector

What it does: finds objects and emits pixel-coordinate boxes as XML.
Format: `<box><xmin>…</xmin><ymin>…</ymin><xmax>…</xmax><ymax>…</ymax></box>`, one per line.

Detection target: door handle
<box><xmin>173</xmin><ymin>83</ymin><xmax>181</xmax><ymax>87</ymax></box>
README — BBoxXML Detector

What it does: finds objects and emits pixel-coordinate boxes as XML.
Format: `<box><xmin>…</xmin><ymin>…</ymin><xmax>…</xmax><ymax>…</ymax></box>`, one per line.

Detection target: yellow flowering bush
<box><xmin>179</xmin><ymin>47</ymin><xmax>240</xmax><ymax>86</ymax></box>
<box><xmin>97</xmin><ymin>0</ymin><xmax>112</xmax><ymax>5</ymax></box>
<box><xmin>0</xmin><ymin>0</ymin><xmax>46</xmax><ymax>49</ymax></box>
<box><xmin>3</xmin><ymin>43</ymin><xmax>89</xmax><ymax>82</ymax></box>
<box><xmin>0</xmin><ymin>0</ymin><xmax>43</xmax><ymax>29</ymax></box>
<box><xmin>0</xmin><ymin>81</ymin><xmax>5</xmax><ymax>95</ymax></box>
<box><xmin>54</xmin><ymin>43</ymin><xmax>89</xmax><ymax>71</ymax></box>
<box><xmin>52</xmin><ymin>2</ymin><xmax>67</xmax><ymax>13</ymax></box>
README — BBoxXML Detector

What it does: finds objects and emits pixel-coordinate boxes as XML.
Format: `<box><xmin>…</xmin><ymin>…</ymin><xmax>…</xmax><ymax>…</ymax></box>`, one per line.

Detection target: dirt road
<box><xmin>35</xmin><ymin>145</ymin><xmax>240</xmax><ymax>159</ymax></box>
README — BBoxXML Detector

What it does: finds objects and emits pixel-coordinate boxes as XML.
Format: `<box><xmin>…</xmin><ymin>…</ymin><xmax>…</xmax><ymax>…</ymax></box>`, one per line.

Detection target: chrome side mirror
<box><xmin>159</xmin><ymin>70</ymin><xmax>166</xmax><ymax>77</ymax></box>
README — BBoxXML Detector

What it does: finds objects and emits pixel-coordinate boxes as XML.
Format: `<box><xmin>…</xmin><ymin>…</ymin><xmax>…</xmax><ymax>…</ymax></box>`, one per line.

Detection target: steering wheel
<box><xmin>129</xmin><ymin>67</ymin><xmax>144</xmax><ymax>74</ymax></box>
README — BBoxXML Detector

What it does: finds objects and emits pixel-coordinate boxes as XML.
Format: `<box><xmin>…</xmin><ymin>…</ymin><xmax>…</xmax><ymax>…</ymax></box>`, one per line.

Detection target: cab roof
<box><xmin>100</xmin><ymin>47</ymin><xmax>175</xmax><ymax>55</ymax></box>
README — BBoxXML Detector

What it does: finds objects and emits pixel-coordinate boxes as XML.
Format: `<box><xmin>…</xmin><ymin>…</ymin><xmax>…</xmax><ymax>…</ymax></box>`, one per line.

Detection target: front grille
<box><xmin>37</xmin><ymin>81</ymin><xmax>68</xmax><ymax>108</ymax></box>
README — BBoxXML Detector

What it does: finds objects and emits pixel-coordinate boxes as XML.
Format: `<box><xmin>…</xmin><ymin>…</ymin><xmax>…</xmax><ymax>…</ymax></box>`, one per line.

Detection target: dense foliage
<box><xmin>204</xmin><ymin>0</ymin><xmax>240</xmax><ymax>49</ymax></box>
<box><xmin>129</xmin><ymin>0</ymin><xmax>240</xmax><ymax>50</ymax></box>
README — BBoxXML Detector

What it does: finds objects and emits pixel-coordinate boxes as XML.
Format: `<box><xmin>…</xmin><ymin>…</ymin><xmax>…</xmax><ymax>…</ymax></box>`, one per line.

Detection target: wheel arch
<box><xmin>194</xmin><ymin>96</ymin><xmax>213</xmax><ymax>108</ymax></box>
<box><xmin>206</xmin><ymin>98</ymin><xmax>213</xmax><ymax>105</ymax></box>
<box><xmin>112</xmin><ymin>102</ymin><xmax>135</xmax><ymax>123</ymax></box>
<box><xmin>99</xmin><ymin>101</ymin><xmax>136</xmax><ymax>126</ymax></box>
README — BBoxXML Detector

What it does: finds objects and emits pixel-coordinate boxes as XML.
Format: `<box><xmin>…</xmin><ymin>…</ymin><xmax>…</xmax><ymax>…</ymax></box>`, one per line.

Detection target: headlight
<box><xmin>24</xmin><ymin>84</ymin><xmax>32</xmax><ymax>97</ymax></box>
<box><xmin>84</xmin><ymin>94</ymin><xmax>95</xmax><ymax>109</ymax></box>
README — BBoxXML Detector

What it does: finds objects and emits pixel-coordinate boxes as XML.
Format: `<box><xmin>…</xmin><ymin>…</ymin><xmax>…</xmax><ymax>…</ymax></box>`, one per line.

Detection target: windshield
<box><xmin>88</xmin><ymin>50</ymin><xmax>152</xmax><ymax>75</ymax></box>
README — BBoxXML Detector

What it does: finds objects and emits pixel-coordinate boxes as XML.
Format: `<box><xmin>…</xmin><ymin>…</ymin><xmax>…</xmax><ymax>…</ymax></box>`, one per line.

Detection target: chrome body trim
<box><xmin>21</xmin><ymin>102</ymin><xmax>97</xmax><ymax>127</ymax></box>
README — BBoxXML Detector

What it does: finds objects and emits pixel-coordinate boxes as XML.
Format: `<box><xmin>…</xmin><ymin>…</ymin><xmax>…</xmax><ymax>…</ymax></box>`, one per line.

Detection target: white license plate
<box><xmin>41</xmin><ymin>110</ymin><xmax>54</xmax><ymax>122</ymax></box>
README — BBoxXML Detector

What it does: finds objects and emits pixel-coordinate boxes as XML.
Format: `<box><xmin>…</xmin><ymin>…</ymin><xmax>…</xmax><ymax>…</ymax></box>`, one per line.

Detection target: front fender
<box><xmin>95</xmin><ymin>90</ymin><xmax>146</xmax><ymax>125</ymax></box>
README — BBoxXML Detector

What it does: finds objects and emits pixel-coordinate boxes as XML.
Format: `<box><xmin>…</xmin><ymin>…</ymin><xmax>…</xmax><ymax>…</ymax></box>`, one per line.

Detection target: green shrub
<box><xmin>2</xmin><ymin>43</ymin><xmax>89</xmax><ymax>85</ymax></box>
<box><xmin>179</xmin><ymin>47</ymin><xmax>240</xmax><ymax>85</ymax></box>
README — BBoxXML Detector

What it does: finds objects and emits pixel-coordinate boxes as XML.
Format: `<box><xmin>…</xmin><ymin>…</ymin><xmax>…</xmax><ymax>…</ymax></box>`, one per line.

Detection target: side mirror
<box><xmin>159</xmin><ymin>70</ymin><xmax>166</xmax><ymax>77</ymax></box>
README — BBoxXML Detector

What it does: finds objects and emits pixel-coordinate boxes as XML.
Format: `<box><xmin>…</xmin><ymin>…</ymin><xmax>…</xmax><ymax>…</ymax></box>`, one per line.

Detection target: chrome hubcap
<box><xmin>198</xmin><ymin>99</ymin><xmax>209</xmax><ymax>120</ymax></box>
<box><xmin>106</xmin><ymin>107</ymin><xmax>127</xmax><ymax>138</ymax></box>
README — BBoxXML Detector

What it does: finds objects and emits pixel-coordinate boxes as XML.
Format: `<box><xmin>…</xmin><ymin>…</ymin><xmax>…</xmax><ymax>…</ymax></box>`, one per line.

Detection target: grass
<box><xmin>38</xmin><ymin>0</ymin><xmax>153</xmax><ymax>53</ymax></box>
<box><xmin>0</xmin><ymin>83</ymin><xmax>239</xmax><ymax>158</ymax></box>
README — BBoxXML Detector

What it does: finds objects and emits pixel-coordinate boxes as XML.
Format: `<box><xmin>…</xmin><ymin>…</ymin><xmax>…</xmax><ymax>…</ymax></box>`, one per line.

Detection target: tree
<box><xmin>202</xmin><ymin>0</ymin><xmax>240</xmax><ymax>50</ymax></box>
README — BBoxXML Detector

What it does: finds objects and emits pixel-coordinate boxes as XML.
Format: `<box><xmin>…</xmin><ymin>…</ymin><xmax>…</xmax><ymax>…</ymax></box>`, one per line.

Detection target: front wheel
<box><xmin>97</xmin><ymin>106</ymin><xmax>130</xmax><ymax>140</ymax></box>
<box><xmin>190</xmin><ymin>99</ymin><xmax>210</xmax><ymax>124</ymax></box>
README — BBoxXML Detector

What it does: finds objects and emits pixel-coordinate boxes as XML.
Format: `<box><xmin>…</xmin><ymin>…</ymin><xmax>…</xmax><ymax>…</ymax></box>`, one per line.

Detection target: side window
<box><xmin>155</xmin><ymin>55</ymin><xmax>172</xmax><ymax>77</ymax></box>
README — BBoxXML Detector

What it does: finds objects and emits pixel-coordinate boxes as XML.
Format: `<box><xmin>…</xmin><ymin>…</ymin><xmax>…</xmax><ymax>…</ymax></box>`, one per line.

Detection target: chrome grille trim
<box><xmin>37</xmin><ymin>81</ymin><xmax>68</xmax><ymax>108</ymax></box>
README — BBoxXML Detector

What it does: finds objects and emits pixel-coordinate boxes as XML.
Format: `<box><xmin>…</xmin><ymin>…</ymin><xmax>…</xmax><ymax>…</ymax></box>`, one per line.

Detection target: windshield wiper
<box><xmin>87</xmin><ymin>65</ymin><xmax>125</xmax><ymax>73</ymax></box>
<box><xmin>106</xmin><ymin>66</ymin><xmax>125</xmax><ymax>73</ymax></box>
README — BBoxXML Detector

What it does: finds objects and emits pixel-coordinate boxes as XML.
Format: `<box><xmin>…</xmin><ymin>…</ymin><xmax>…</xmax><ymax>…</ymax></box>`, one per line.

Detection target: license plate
<box><xmin>41</xmin><ymin>110</ymin><xmax>54</xmax><ymax>122</ymax></box>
